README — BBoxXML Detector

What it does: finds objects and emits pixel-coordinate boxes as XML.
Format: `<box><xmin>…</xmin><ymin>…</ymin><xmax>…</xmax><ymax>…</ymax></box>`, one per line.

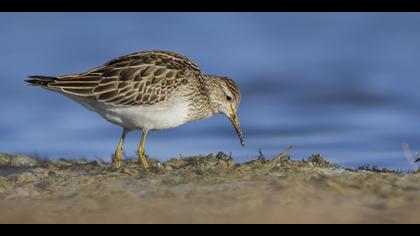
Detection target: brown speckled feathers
<box><xmin>30</xmin><ymin>51</ymin><xmax>206</xmax><ymax>107</ymax></box>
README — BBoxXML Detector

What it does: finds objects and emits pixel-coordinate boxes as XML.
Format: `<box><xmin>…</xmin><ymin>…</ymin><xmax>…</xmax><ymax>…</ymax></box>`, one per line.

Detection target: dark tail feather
<box><xmin>25</xmin><ymin>75</ymin><xmax>57</xmax><ymax>86</ymax></box>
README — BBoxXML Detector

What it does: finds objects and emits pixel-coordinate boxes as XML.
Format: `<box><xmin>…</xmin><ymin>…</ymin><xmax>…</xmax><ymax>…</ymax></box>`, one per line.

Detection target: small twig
<box><xmin>257</xmin><ymin>148</ymin><xmax>266</xmax><ymax>162</ymax></box>
<box><xmin>273</xmin><ymin>146</ymin><xmax>294</xmax><ymax>162</ymax></box>
<box><xmin>402</xmin><ymin>143</ymin><xmax>418</xmax><ymax>172</ymax></box>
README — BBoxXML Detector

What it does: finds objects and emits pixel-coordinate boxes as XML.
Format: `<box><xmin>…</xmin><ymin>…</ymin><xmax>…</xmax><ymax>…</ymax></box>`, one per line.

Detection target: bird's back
<box><xmin>26</xmin><ymin>50</ymin><xmax>207</xmax><ymax>108</ymax></box>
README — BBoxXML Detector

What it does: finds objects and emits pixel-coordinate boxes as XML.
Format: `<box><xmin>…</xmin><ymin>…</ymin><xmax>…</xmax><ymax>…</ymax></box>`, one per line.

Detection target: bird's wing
<box><xmin>47</xmin><ymin>51</ymin><xmax>205</xmax><ymax>106</ymax></box>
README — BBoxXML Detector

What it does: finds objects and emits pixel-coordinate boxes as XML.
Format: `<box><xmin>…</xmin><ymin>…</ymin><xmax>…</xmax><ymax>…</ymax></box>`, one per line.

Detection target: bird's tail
<box><xmin>25</xmin><ymin>75</ymin><xmax>57</xmax><ymax>87</ymax></box>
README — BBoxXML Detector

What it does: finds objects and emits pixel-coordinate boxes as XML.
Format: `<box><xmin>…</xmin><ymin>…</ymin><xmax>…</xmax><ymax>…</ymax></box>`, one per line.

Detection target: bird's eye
<box><xmin>226</xmin><ymin>95</ymin><xmax>232</xmax><ymax>101</ymax></box>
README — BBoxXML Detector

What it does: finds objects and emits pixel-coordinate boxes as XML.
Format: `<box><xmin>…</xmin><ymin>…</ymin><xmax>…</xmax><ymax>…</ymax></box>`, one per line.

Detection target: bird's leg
<box><xmin>113</xmin><ymin>129</ymin><xmax>127</xmax><ymax>168</ymax></box>
<box><xmin>137</xmin><ymin>128</ymin><xmax>149</xmax><ymax>168</ymax></box>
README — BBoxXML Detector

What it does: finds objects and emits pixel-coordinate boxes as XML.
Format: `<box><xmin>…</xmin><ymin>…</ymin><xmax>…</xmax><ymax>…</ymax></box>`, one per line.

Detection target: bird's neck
<box><xmin>205</xmin><ymin>76</ymin><xmax>224</xmax><ymax>114</ymax></box>
<box><xmin>186</xmin><ymin>77</ymin><xmax>220</xmax><ymax>121</ymax></box>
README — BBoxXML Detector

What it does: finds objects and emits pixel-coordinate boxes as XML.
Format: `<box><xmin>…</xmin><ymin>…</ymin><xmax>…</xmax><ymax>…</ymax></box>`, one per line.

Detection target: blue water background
<box><xmin>1</xmin><ymin>13</ymin><xmax>420</xmax><ymax>171</ymax></box>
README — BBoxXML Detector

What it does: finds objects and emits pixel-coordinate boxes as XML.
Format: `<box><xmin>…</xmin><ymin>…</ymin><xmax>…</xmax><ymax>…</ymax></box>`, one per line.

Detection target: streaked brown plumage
<box><xmin>30</xmin><ymin>51</ymin><xmax>204</xmax><ymax>105</ymax></box>
<box><xmin>26</xmin><ymin>50</ymin><xmax>243</xmax><ymax>168</ymax></box>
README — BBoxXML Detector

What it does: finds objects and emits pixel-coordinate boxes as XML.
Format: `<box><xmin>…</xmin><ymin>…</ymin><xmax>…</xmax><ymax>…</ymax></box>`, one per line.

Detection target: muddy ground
<box><xmin>0</xmin><ymin>149</ymin><xmax>419</xmax><ymax>224</ymax></box>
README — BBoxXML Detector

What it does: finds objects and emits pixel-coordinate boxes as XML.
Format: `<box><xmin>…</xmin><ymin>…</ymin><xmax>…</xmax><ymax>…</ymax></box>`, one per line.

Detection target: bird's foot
<box><xmin>113</xmin><ymin>148</ymin><xmax>123</xmax><ymax>169</ymax></box>
<box><xmin>137</xmin><ymin>151</ymin><xmax>149</xmax><ymax>169</ymax></box>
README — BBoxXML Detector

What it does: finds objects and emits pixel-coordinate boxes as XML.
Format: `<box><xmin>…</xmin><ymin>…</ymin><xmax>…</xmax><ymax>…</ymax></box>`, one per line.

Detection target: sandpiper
<box><xmin>26</xmin><ymin>50</ymin><xmax>244</xmax><ymax>168</ymax></box>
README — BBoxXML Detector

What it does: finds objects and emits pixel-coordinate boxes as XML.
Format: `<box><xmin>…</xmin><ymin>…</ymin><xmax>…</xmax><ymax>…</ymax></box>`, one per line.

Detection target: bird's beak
<box><xmin>228</xmin><ymin>106</ymin><xmax>245</xmax><ymax>146</ymax></box>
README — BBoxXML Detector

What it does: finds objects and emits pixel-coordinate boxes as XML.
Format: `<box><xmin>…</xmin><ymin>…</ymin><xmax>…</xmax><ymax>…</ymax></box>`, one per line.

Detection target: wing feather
<box><xmin>46</xmin><ymin>51</ymin><xmax>205</xmax><ymax>106</ymax></box>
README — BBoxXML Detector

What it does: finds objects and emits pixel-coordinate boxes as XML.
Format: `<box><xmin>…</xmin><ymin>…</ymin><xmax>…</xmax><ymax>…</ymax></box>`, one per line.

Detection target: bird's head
<box><xmin>207</xmin><ymin>75</ymin><xmax>244</xmax><ymax>146</ymax></box>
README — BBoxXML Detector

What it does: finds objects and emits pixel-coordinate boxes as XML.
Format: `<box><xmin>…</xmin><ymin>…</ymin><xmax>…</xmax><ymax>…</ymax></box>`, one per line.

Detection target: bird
<box><xmin>25</xmin><ymin>50</ymin><xmax>244</xmax><ymax>169</ymax></box>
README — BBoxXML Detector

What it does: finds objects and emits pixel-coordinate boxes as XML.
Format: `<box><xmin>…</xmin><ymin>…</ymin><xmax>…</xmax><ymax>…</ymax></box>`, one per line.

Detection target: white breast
<box><xmin>66</xmin><ymin>93</ymin><xmax>190</xmax><ymax>131</ymax></box>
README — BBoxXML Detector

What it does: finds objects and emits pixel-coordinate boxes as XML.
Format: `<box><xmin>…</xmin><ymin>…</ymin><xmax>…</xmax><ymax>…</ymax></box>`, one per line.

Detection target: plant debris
<box><xmin>0</xmin><ymin>151</ymin><xmax>419</xmax><ymax>223</ymax></box>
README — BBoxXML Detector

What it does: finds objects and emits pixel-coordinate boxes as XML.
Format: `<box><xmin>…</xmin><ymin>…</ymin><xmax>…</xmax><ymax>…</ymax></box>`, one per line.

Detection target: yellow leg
<box><xmin>113</xmin><ymin>129</ymin><xmax>127</xmax><ymax>168</ymax></box>
<box><xmin>137</xmin><ymin>128</ymin><xmax>149</xmax><ymax>168</ymax></box>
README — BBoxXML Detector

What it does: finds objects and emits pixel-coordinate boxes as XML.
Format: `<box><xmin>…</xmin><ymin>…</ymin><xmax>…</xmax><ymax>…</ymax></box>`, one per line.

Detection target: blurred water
<box><xmin>1</xmin><ymin>13</ymin><xmax>420</xmax><ymax>171</ymax></box>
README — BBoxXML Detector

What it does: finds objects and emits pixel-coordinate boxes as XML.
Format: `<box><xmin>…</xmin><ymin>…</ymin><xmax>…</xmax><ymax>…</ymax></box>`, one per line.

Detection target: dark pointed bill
<box><xmin>228</xmin><ymin>112</ymin><xmax>245</xmax><ymax>146</ymax></box>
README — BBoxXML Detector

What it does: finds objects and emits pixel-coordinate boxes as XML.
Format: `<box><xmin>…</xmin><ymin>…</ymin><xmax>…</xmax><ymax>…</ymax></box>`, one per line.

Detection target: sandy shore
<box><xmin>0</xmin><ymin>151</ymin><xmax>419</xmax><ymax>224</ymax></box>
